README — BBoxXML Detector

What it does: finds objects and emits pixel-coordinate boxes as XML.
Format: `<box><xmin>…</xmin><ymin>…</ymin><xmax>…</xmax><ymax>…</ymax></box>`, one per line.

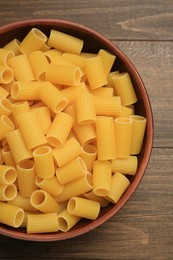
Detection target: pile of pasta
<box><xmin>0</xmin><ymin>28</ymin><xmax>146</xmax><ymax>234</ymax></box>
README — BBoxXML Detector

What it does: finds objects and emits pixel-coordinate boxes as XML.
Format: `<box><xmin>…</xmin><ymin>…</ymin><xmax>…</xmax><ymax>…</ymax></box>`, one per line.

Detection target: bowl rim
<box><xmin>0</xmin><ymin>19</ymin><xmax>154</xmax><ymax>241</ymax></box>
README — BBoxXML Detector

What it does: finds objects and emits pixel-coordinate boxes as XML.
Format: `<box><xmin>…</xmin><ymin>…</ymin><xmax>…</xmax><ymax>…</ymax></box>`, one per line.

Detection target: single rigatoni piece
<box><xmin>106</xmin><ymin>71</ymin><xmax>120</xmax><ymax>94</ymax></box>
<box><xmin>19</xmin><ymin>28</ymin><xmax>47</xmax><ymax>55</ymax></box>
<box><xmin>67</xmin><ymin>197</ymin><xmax>100</xmax><ymax>220</ymax></box>
<box><xmin>0</xmin><ymin>65</ymin><xmax>14</xmax><ymax>84</ymax></box>
<box><xmin>8</xmin><ymin>192</ymin><xmax>37</xmax><ymax>212</ymax></box>
<box><xmin>114</xmin><ymin>117</ymin><xmax>133</xmax><ymax>158</ymax></box>
<box><xmin>3</xmin><ymin>39</ymin><xmax>20</xmax><ymax>55</ymax></box>
<box><xmin>30</xmin><ymin>189</ymin><xmax>59</xmax><ymax>213</ymax></box>
<box><xmin>83</xmin><ymin>191</ymin><xmax>110</xmax><ymax>207</ymax></box>
<box><xmin>46</xmin><ymin>63</ymin><xmax>81</xmax><ymax>86</ymax></box>
<box><xmin>11</xmin><ymin>81</ymin><xmax>40</xmax><ymax>100</ymax></box>
<box><xmin>113</xmin><ymin>73</ymin><xmax>137</xmax><ymax>106</ymax></box>
<box><xmin>65</xmin><ymin>104</ymin><xmax>96</xmax><ymax>145</ymax></box>
<box><xmin>55</xmin><ymin>172</ymin><xmax>92</xmax><ymax>203</ymax></box>
<box><xmin>38</xmin><ymin>81</ymin><xmax>68</xmax><ymax>113</ymax></box>
<box><xmin>0</xmin><ymin>202</ymin><xmax>24</xmax><ymax>228</ymax></box>
<box><xmin>56</xmin><ymin>157</ymin><xmax>87</xmax><ymax>185</ymax></box>
<box><xmin>75</xmin><ymin>92</ymin><xmax>96</xmax><ymax>125</ymax></box>
<box><xmin>96</xmin><ymin>116</ymin><xmax>116</xmax><ymax>160</ymax></box>
<box><xmin>27</xmin><ymin>213</ymin><xmax>59</xmax><ymax>233</ymax></box>
<box><xmin>57</xmin><ymin>209</ymin><xmax>81</xmax><ymax>232</ymax></box>
<box><xmin>0</xmin><ymin>183</ymin><xmax>17</xmax><ymax>201</ymax></box>
<box><xmin>52</xmin><ymin>137</ymin><xmax>82</xmax><ymax>167</ymax></box>
<box><xmin>98</xmin><ymin>49</ymin><xmax>116</xmax><ymax>76</ymax></box>
<box><xmin>28</xmin><ymin>50</ymin><xmax>49</xmax><ymax>81</ymax></box>
<box><xmin>0</xmin><ymin>115</ymin><xmax>15</xmax><ymax>140</ymax></box>
<box><xmin>89</xmin><ymin>86</ymin><xmax>113</xmax><ymax>97</ymax></box>
<box><xmin>93</xmin><ymin>96</ymin><xmax>121</xmax><ymax>116</ymax></box>
<box><xmin>80</xmin><ymin>144</ymin><xmax>97</xmax><ymax>172</ymax></box>
<box><xmin>33</xmin><ymin>146</ymin><xmax>55</xmax><ymax>179</ymax></box>
<box><xmin>0</xmin><ymin>98</ymin><xmax>12</xmax><ymax>116</ymax></box>
<box><xmin>17</xmin><ymin>160</ymin><xmax>37</xmax><ymax>198</ymax></box>
<box><xmin>46</xmin><ymin>112</ymin><xmax>74</xmax><ymax>147</ymax></box>
<box><xmin>84</xmin><ymin>56</ymin><xmax>107</xmax><ymax>89</ymax></box>
<box><xmin>0</xmin><ymin>48</ymin><xmax>14</xmax><ymax>66</ymax></box>
<box><xmin>111</xmin><ymin>156</ymin><xmax>138</xmax><ymax>175</ymax></box>
<box><xmin>0</xmin><ymin>165</ymin><xmax>16</xmax><ymax>185</ymax></box>
<box><xmin>5</xmin><ymin>129</ymin><xmax>32</xmax><ymax>163</ymax></box>
<box><xmin>1</xmin><ymin>146</ymin><xmax>16</xmax><ymax>167</ymax></box>
<box><xmin>106</xmin><ymin>172</ymin><xmax>130</xmax><ymax>203</ymax></box>
<box><xmin>17</xmin><ymin>110</ymin><xmax>47</xmax><ymax>150</ymax></box>
<box><xmin>48</xmin><ymin>29</ymin><xmax>84</xmax><ymax>55</ymax></box>
<box><xmin>35</xmin><ymin>176</ymin><xmax>64</xmax><ymax>197</ymax></box>
<box><xmin>8</xmin><ymin>55</ymin><xmax>35</xmax><ymax>81</ymax></box>
<box><xmin>11</xmin><ymin>101</ymin><xmax>30</xmax><ymax>128</ymax></box>
<box><xmin>44</xmin><ymin>49</ymin><xmax>62</xmax><ymax>63</ymax></box>
<box><xmin>62</xmin><ymin>53</ymin><xmax>85</xmax><ymax>69</ymax></box>
<box><xmin>130</xmin><ymin>115</ymin><xmax>147</xmax><ymax>154</ymax></box>
<box><xmin>34</xmin><ymin>106</ymin><xmax>51</xmax><ymax>134</ymax></box>
<box><xmin>93</xmin><ymin>160</ymin><xmax>112</xmax><ymax>196</ymax></box>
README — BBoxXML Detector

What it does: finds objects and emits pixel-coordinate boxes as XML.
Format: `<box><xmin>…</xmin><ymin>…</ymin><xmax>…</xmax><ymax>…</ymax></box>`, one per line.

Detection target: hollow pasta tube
<box><xmin>27</xmin><ymin>213</ymin><xmax>59</xmax><ymax>234</ymax></box>
<box><xmin>5</xmin><ymin>129</ymin><xmax>33</xmax><ymax>163</ymax></box>
<box><xmin>0</xmin><ymin>202</ymin><xmax>24</xmax><ymax>228</ymax></box>
<box><xmin>33</xmin><ymin>146</ymin><xmax>55</xmax><ymax>179</ymax></box>
<box><xmin>0</xmin><ymin>165</ymin><xmax>17</xmax><ymax>185</ymax></box>
<box><xmin>93</xmin><ymin>96</ymin><xmax>121</xmax><ymax>116</ymax></box>
<box><xmin>0</xmin><ymin>65</ymin><xmax>14</xmax><ymax>84</ymax></box>
<box><xmin>33</xmin><ymin>106</ymin><xmax>51</xmax><ymax>135</ymax></box>
<box><xmin>0</xmin><ymin>98</ymin><xmax>12</xmax><ymax>117</ymax></box>
<box><xmin>11</xmin><ymin>81</ymin><xmax>40</xmax><ymax>100</ymax></box>
<box><xmin>111</xmin><ymin>156</ymin><xmax>138</xmax><ymax>175</ymax></box>
<box><xmin>0</xmin><ymin>48</ymin><xmax>14</xmax><ymax>66</ymax></box>
<box><xmin>11</xmin><ymin>101</ymin><xmax>30</xmax><ymax>128</ymax></box>
<box><xmin>130</xmin><ymin>115</ymin><xmax>147</xmax><ymax>155</ymax></box>
<box><xmin>16</xmin><ymin>160</ymin><xmax>37</xmax><ymax>198</ymax></box>
<box><xmin>44</xmin><ymin>49</ymin><xmax>62</xmax><ymax>63</ymax></box>
<box><xmin>3</xmin><ymin>39</ymin><xmax>20</xmax><ymax>56</ymax></box>
<box><xmin>57</xmin><ymin>209</ymin><xmax>81</xmax><ymax>232</ymax></box>
<box><xmin>83</xmin><ymin>191</ymin><xmax>110</xmax><ymax>207</ymax></box>
<box><xmin>98</xmin><ymin>49</ymin><xmax>116</xmax><ymax>76</ymax></box>
<box><xmin>80</xmin><ymin>144</ymin><xmax>97</xmax><ymax>172</ymax></box>
<box><xmin>114</xmin><ymin>117</ymin><xmax>133</xmax><ymax>158</ymax></box>
<box><xmin>48</xmin><ymin>29</ymin><xmax>84</xmax><ymax>55</ymax></box>
<box><xmin>19</xmin><ymin>28</ymin><xmax>47</xmax><ymax>55</ymax></box>
<box><xmin>96</xmin><ymin>116</ymin><xmax>116</xmax><ymax>160</ymax></box>
<box><xmin>35</xmin><ymin>176</ymin><xmax>64</xmax><ymax>197</ymax></box>
<box><xmin>67</xmin><ymin>197</ymin><xmax>100</xmax><ymax>220</ymax></box>
<box><xmin>89</xmin><ymin>86</ymin><xmax>113</xmax><ymax>97</ymax></box>
<box><xmin>8</xmin><ymin>192</ymin><xmax>37</xmax><ymax>212</ymax></box>
<box><xmin>0</xmin><ymin>86</ymin><xmax>9</xmax><ymax>99</ymax></box>
<box><xmin>1</xmin><ymin>146</ymin><xmax>16</xmax><ymax>167</ymax></box>
<box><xmin>62</xmin><ymin>53</ymin><xmax>85</xmax><ymax>69</ymax></box>
<box><xmin>0</xmin><ymin>115</ymin><xmax>15</xmax><ymax>140</ymax></box>
<box><xmin>0</xmin><ymin>183</ymin><xmax>17</xmax><ymax>201</ymax></box>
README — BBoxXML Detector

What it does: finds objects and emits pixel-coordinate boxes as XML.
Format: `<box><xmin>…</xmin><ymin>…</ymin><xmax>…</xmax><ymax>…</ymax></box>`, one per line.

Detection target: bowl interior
<box><xmin>0</xmin><ymin>19</ymin><xmax>153</xmax><ymax>241</ymax></box>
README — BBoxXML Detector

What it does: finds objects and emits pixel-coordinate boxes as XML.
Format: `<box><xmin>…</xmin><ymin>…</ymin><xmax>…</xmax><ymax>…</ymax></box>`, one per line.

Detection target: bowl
<box><xmin>0</xmin><ymin>19</ymin><xmax>154</xmax><ymax>241</ymax></box>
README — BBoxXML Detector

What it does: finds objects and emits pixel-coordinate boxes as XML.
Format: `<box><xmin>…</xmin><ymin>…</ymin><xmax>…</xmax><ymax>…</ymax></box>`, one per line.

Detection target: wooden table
<box><xmin>0</xmin><ymin>0</ymin><xmax>173</xmax><ymax>259</ymax></box>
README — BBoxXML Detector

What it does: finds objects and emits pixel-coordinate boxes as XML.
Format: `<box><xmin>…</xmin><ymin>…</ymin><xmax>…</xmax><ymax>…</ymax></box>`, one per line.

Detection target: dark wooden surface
<box><xmin>0</xmin><ymin>0</ymin><xmax>173</xmax><ymax>259</ymax></box>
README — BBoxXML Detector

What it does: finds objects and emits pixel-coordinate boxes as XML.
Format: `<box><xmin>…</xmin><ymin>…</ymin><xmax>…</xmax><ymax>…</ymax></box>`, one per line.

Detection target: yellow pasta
<box><xmin>0</xmin><ymin>164</ymin><xmax>16</xmax><ymax>185</ymax></box>
<box><xmin>11</xmin><ymin>101</ymin><xmax>30</xmax><ymax>128</ymax></box>
<box><xmin>75</xmin><ymin>92</ymin><xmax>96</xmax><ymax>125</ymax></box>
<box><xmin>0</xmin><ymin>48</ymin><xmax>14</xmax><ymax>66</ymax></box>
<box><xmin>0</xmin><ymin>183</ymin><xmax>17</xmax><ymax>201</ymax></box>
<box><xmin>3</xmin><ymin>39</ymin><xmax>21</xmax><ymax>56</ymax></box>
<box><xmin>35</xmin><ymin>176</ymin><xmax>64</xmax><ymax>197</ymax></box>
<box><xmin>96</xmin><ymin>116</ymin><xmax>116</xmax><ymax>160</ymax></box>
<box><xmin>67</xmin><ymin>196</ymin><xmax>100</xmax><ymax>220</ymax></box>
<box><xmin>106</xmin><ymin>71</ymin><xmax>120</xmax><ymax>90</ymax></box>
<box><xmin>16</xmin><ymin>110</ymin><xmax>47</xmax><ymax>150</ymax></box>
<box><xmin>106</xmin><ymin>172</ymin><xmax>130</xmax><ymax>203</ymax></box>
<box><xmin>57</xmin><ymin>209</ymin><xmax>81</xmax><ymax>232</ymax></box>
<box><xmin>83</xmin><ymin>190</ymin><xmax>110</xmax><ymax>207</ymax></box>
<box><xmin>0</xmin><ymin>115</ymin><xmax>15</xmax><ymax>140</ymax></box>
<box><xmin>80</xmin><ymin>144</ymin><xmax>97</xmax><ymax>172</ymax></box>
<box><xmin>39</xmin><ymin>42</ymin><xmax>51</xmax><ymax>52</ymax></box>
<box><xmin>93</xmin><ymin>160</ymin><xmax>111</xmax><ymax>196</ymax></box>
<box><xmin>98</xmin><ymin>49</ymin><xmax>116</xmax><ymax>76</ymax></box>
<box><xmin>19</xmin><ymin>28</ymin><xmax>47</xmax><ymax>55</ymax></box>
<box><xmin>62</xmin><ymin>53</ymin><xmax>85</xmax><ymax>69</ymax></box>
<box><xmin>89</xmin><ymin>86</ymin><xmax>113</xmax><ymax>97</ymax></box>
<box><xmin>8</xmin><ymin>192</ymin><xmax>37</xmax><ymax>212</ymax></box>
<box><xmin>5</xmin><ymin>128</ymin><xmax>32</xmax><ymax>163</ymax></box>
<box><xmin>27</xmin><ymin>212</ymin><xmax>59</xmax><ymax>233</ymax></box>
<box><xmin>65</xmin><ymin>104</ymin><xmax>96</xmax><ymax>145</ymax></box>
<box><xmin>120</xmin><ymin>105</ymin><xmax>133</xmax><ymax>118</ymax></box>
<box><xmin>33</xmin><ymin>146</ymin><xmax>55</xmax><ymax>179</ymax></box>
<box><xmin>28</xmin><ymin>50</ymin><xmax>49</xmax><ymax>81</ymax></box>
<box><xmin>16</xmin><ymin>160</ymin><xmax>37</xmax><ymax>197</ymax></box>
<box><xmin>33</xmin><ymin>106</ymin><xmax>51</xmax><ymax>134</ymax></box>
<box><xmin>46</xmin><ymin>63</ymin><xmax>81</xmax><ymax>86</ymax></box>
<box><xmin>46</xmin><ymin>112</ymin><xmax>74</xmax><ymax>147</ymax></box>
<box><xmin>130</xmin><ymin>115</ymin><xmax>147</xmax><ymax>154</ymax></box>
<box><xmin>84</xmin><ymin>56</ymin><xmax>107</xmax><ymax>89</ymax></box>
<box><xmin>56</xmin><ymin>157</ymin><xmax>87</xmax><ymax>185</ymax></box>
<box><xmin>93</xmin><ymin>96</ymin><xmax>121</xmax><ymax>116</ymax></box>
<box><xmin>55</xmin><ymin>172</ymin><xmax>92</xmax><ymax>203</ymax></box>
<box><xmin>0</xmin><ymin>202</ymin><xmax>24</xmax><ymax>228</ymax></box>
<box><xmin>48</xmin><ymin>29</ymin><xmax>84</xmax><ymax>55</ymax></box>
<box><xmin>113</xmin><ymin>73</ymin><xmax>137</xmax><ymax>106</ymax></box>
<box><xmin>0</xmin><ymin>86</ymin><xmax>9</xmax><ymax>99</ymax></box>
<box><xmin>114</xmin><ymin>117</ymin><xmax>133</xmax><ymax>158</ymax></box>
<box><xmin>0</xmin><ymin>65</ymin><xmax>14</xmax><ymax>84</ymax></box>
<box><xmin>111</xmin><ymin>156</ymin><xmax>138</xmax><ymax>175</ymax></box>
<box><xmin>8</xmin><ymin>55</ymin><xmax>35</xmax><ymax>81</ymax></box>
<box><xmin>30</xmin><ymin>189</ymin><xmax>59</xmax><ymax>213</ymax></box>
<box><xmin>44</xmin><ymin>49</ymin><xmax>62</xmax><ymax>63</ymax></box>
<box><xmin>11</xmin><ymin>81</ymin><xmax>40</xmax><ymax>100</ymax></box>
<box><xmin>52</xmin><ymin>137</ymin><xmax>82</xmax><ymax>167</ymax></box>
<box><xmin>1</xmin><ymin>145</ymin><xmax>16</xmax><ymax>167</ymax></box>
<box><xmin>0</xmin><ymin>98</ymin><xmax>12</xmax><ymax>117</ymax></box>
<box><xmin>38</xmin><ymin>81</ymin><xmax>68</xmax><ymax>113</ymax></box>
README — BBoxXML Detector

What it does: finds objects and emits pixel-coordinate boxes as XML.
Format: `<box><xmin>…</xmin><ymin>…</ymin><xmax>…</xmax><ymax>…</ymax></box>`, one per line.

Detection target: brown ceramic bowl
<box><xmin>0</xmin><ymin>19</ymin><xmax>153</xmax><ymax>241</ymax></box>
